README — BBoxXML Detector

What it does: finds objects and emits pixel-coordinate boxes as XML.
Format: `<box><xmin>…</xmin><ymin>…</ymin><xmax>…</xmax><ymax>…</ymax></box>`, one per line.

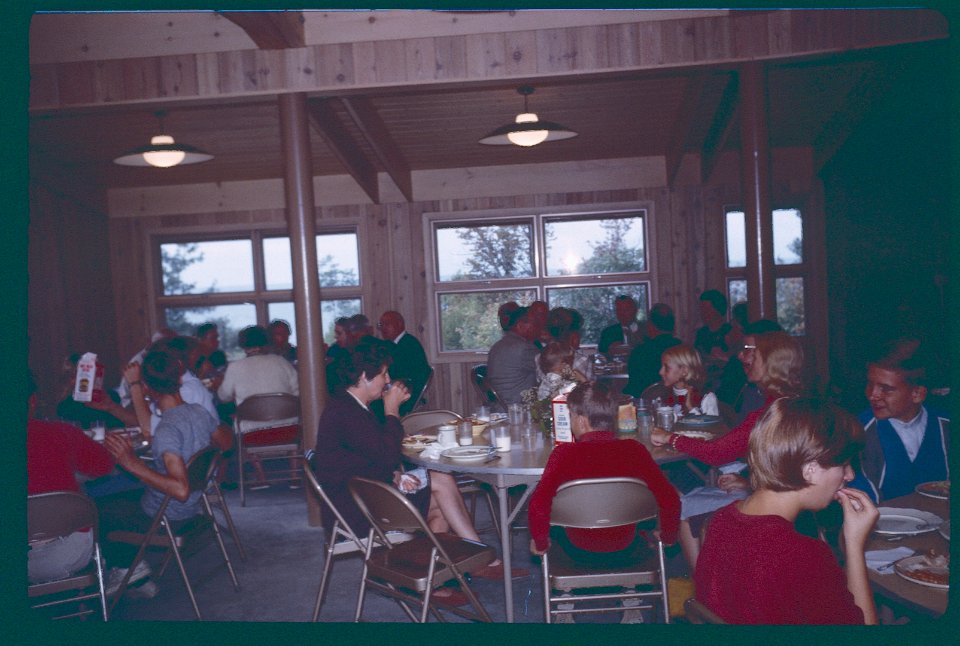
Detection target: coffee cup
<box><xmin>437</xmin><ymin>424</ymin><xmax>457</xmax><ymax>446</ymax></box>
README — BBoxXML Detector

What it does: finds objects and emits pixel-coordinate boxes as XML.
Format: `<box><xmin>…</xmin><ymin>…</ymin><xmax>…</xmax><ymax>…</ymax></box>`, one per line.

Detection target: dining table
<box><xmin>402</xmin><ymin>415</ymin><xmax>726</xmax><ymax>622</ymax></box>
<box><xmin>865</xmin><ymin>488</ymin><xmax>949</xmax><ymax>618</ymax></box>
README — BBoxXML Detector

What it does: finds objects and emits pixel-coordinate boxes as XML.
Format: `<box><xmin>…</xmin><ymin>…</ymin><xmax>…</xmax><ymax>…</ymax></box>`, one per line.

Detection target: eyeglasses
<box><xmin>376</xmin><ymin>321</ymin><xmax>384</xmax><ymax>329</ymax></box>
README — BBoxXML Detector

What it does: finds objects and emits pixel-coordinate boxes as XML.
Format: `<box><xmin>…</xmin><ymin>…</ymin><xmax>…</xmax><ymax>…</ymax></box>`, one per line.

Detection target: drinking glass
<box><xmin>493</xmin><ymin>425</ymin><xmax>512</xmax><ymax>452</ymax></box>
<box><xmin>457</xmin><ymin>420</ymin><xmax>474</xmax><ymax>446</ymax></box>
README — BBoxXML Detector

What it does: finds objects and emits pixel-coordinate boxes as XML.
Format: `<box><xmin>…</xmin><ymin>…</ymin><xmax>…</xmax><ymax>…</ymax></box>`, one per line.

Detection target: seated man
<box><xmin>850</xmin><ymin>338</ymin><xmax>950</xmax><ymax>502</ymax></box>
<box><xmin>623</xmin><ymin>303</ymin><xmax>681</xmax><ymax>397</ymax></box>
<box><xmin>100</xmin><ymin>349</ymin><xmax>232</xmax><ymax>594</ymax></box>
<box><xmin>269</xmin><ymin>319</ymin><xmax>298</xmax><ymax>365</ymax></box>
<box><xmin>597</xmin><ymin>294</ymin><xmax>644</xmax><ymax>355</ymax></box>
<box><xmin>528</xmin><ymin>381</ymin><xmax>680</xmax><ymax>623</ymax></box>
<box><xmin>378</xmin><ymin>310</ymin><xmax>432</xmax><ymax>416</ymax></box>
<box><xmin>486</xmin><ymin>306</ymin><xmax>541</xmax><ymax>406</ymax></box>
<box><xmin>27</xmin><ymin>371</ymin><xmax>116</xmax><ymax>585</ymax></box>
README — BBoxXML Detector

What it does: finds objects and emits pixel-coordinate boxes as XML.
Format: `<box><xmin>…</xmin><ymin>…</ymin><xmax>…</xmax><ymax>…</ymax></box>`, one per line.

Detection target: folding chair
<box><xmin>684</xmin><ymin>597</ymin><xmax>726</xmax><ymax>624</ymax></box>
<box><xmin>28</xmin><ymin>491</ymin><xmax>109</xmax><ymax>621</ymax></box>
<box><xmin>303</xmin><ymin>460</ymin><xmax>413</xmax><ymax>621</ymax></box>
<box><xmin>348</xmin><ymin>476</ymin><xmax>496</xmax><ymax>623</ymax></box>
<box><xmin>202</xmin><ymin>450</ymin><xmax>247</xmax><ymax>561</ymax></box>
<box><xmin>407</xmin><ymin>365</ymin><xmax>435</xmax><ymax>413</ymax></box>
<box><xmin>541</xmin><ymin>477</ymin><xmax>670</xmax><ymax>624</ymax></box>
<box><xmin>233</xmin><ymin>393</ymin><xmax>302</xmax><ymax>506</ymax></box>
<box><xmin>400</xmin><ymin>409</ymin><xmax>501</xmax><ymax>536</ymax></box>
<box><xmin>470</xmin><ymin>364</ymin><xmax>498</xmax><ymax>405</ymax></box>
<box><xmin>106</xmin><ymin>446</ymin><xmax>241</xmax><ymax>620</ymax></box>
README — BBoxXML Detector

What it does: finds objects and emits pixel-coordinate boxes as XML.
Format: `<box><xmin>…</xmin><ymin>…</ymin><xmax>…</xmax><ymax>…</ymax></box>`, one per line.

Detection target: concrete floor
<box><xmin>103</xmin><ymin>482</ymin><xmax>690</xmax><ymax>624</ymax></box>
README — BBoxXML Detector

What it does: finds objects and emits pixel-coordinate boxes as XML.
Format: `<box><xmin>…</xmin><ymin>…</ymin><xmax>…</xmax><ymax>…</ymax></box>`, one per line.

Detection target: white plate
<box><xmin>679</xmin><ymin>415</ymin><xmax>721</xmax><ymax>427</ymax></box>
<box><xmin>875</xmin><ymin>507</ymin><xmax>943</xmax><ymax>536</ymax></box>
<box><xmin>440</xmin><ymin>446</ymin><xmax>496</xmax><ymax>462</ymax></box>
<box><xmin>915</xmin><ymin>480</ymin><xmax>950</xmax><ymax>500</ymax></box>
<box><xmin>894</xmin><ymin>555</ymin><xmax>949</xmax><ymax>589</ymax></box>
<box><xmin>675</xmin><ymin>430</ymin><xmax>713</xmax><ymax>440</ymax></box>
<box><xmin>939</xmin><ymin>520</ymin><xmax>950</xmax><ymax>541</ymax></box>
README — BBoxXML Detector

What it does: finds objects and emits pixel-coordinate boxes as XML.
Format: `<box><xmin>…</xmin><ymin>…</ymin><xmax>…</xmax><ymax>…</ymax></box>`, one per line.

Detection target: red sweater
<box><xmin>673</xmin><ymin>396</ymin><xmax>775</xmax><ymax>466</ymax></box>
<box><xmin>696</xmin><ymin>502</ymin><xmax>864</xmax><ymax>624</ymax></box>
<box><xmin>27</xmin><ymin>419</ymin><xmax>115</xmax><ymax>495</ymax></box>
<box><xmin>528</xmin><ymin>431</ymin><xmax>681</xmax><ymax>552</ymax></box>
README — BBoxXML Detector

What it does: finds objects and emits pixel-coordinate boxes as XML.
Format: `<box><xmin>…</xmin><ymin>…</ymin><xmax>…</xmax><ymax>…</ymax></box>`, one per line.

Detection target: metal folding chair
<box><xmin>348</xmin><ymin>476</ymin><xmax>496</xmax><ymax>623</ymax></box>
<box><xmin>106</xmin><ymin>446</ymin><xmax>241</xmax><ymax>620</ymax></box>
<box><xmin>203</xmin><ymin>450</ymin><xmax>247</xmax><ymax>560</ymax></box>
<box><xmin>303</xmin><ymin>459</ymin><xmax>413</xmax><ymax>621</ymax></box>
<box><xmin>28</xmin><ymin>491</ymin><xmax>109</xmax><ymax>621</ymax></box>
<box><xmin>541</xmin><ymin>477</ymin><xmax>670</xmax><ymax>624</ymax></box>
<box><xmin>233</xmin><ymin>392</ymin><xmax>302</xmax><ymax>506</ymax></box>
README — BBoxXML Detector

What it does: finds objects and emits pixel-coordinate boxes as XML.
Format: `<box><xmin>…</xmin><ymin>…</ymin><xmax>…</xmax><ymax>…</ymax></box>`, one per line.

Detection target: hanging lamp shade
<box><xmin>479</xmin><ymin>86</ymin><xmax>578</xmax><ymax>147</ymax></box>
<box><xmin>114</xmin><ymin>111</ymin><xmax>213</xmax><ymax>167</ymax></box>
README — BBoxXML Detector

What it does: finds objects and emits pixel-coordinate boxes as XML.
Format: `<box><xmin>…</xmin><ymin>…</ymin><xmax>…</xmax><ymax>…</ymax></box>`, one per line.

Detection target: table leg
<box><xmin>496</xmin><ymin>482</ymin><xmax>514</xmax><ymax>623</ymax></box>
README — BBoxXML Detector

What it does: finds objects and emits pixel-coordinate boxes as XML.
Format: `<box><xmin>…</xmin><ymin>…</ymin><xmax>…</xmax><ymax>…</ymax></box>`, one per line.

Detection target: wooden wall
<box><xmin>102</xmin><ymin>147</ymin><xmax>823</xmax><ymax>415</ymax></box>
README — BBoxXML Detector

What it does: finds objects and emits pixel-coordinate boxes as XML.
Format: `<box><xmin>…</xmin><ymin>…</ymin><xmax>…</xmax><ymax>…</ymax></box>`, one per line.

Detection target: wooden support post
<box><xmin>279</xmin><ymin>92</ymin><xmax>326</xmax><ymax>527</ymax></box>
<box><xmin>739</xmin><ymin>62</ymin><xmax>776</xmax><ymax>322</ymax></box>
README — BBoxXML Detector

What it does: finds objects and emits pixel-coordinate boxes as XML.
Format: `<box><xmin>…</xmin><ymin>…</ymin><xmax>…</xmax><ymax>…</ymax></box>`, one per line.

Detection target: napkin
<box><xmin>420</xmin><ymin>444</ymin><xmax>445</xmax><ymax>460</ymax></box>
<box><xmin>865</xmin><ymin>547</ymin><xmax>914</xmax><ymax>572</ymax></box>
<box><xmin>718</xmin><ymin>460</ymin><xmax>747</xmax><ymax>475</ymax></box>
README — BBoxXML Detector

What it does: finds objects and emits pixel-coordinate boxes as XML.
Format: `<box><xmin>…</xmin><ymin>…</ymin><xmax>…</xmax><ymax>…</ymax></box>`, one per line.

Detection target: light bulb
<box><xmin>142</xmin><ymin>135</ymin><xmax>186</xmax><ymax>167</ymax></box>
<box><xmin>507</xmin><ymin>113</ymin><xmax>548</xmax><ymax>147</ymax></box>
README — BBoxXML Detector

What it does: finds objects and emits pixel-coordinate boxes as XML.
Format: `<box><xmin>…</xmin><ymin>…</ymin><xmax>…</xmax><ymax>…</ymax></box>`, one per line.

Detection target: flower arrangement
<box><xmin>521</xmin><ymin>387</ymin><xmax>553</xmax><ymax>437</ymax></box>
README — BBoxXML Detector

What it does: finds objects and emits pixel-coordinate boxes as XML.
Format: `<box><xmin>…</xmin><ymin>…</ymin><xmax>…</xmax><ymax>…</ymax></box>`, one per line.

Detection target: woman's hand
<box><xmin>650</xmin><ymin>428</ymin><xmax>672</xmax><ymax>446</ymax></box>
<box><xmin>717</xmin><ymin>473</ymin><xmax>750</xmax><ymax>492</ymax></box>
<box><xmin>382</xmin><ymin>381</ymin><xmax>410</xmax><ymax>417</ymax></box>
<box><xmin>836</xmin><ymin>487</ymin><xmax>879</xmax><ymax>551</ymax></box>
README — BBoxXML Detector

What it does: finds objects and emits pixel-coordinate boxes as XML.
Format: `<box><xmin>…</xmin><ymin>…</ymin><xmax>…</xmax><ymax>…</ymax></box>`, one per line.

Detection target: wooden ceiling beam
<box><xmin>339</xmin><ymin>97</ymin><xmax>413</xmax><ymax>203</ymax></box>
<box><xmin>306</xmin><ymin>99</ymin><xmax>379</xmax><ymax>204</ymax></box>
<box><xmin>220</xmin><ymin>11</ymin><xmax>305</xmax><ymax>50</ymax></box>
<box><xmin>664</xmin><ymin>73</ymin><xmax>706</xmax><ymax>189</ymax></box>
<box><xmin>701</xmin><ymin>73</ymin><xmax>740</xmax><ymax>184</ymax></box>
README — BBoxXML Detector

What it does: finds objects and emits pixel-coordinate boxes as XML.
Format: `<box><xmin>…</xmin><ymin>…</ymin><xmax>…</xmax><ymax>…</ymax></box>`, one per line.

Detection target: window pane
<box><xmin>728</xmin><ymin>279</ymin><xmax>747</xmax><ymax>307</ymax></box>
<box><xmin>263</xmin><ymin>237</ymin><xmax>292</xmax><ymax>290</ymax></box>
<box><xmin>725</xmin><ymin>211</ymin><xmax>746</xmax><ymax>268</ymax></box>
<box><xmin>544</xmin><ymin>214</ymin><xmax>645</xmax><ymax>276</ymax></box>
<box><xmin>438</xmin><ymin>289</ymin><xmax>537</xmax><ymax>352</ymax></box>
<box><xmin>775</xmin><ymin>277</ymin><xmax>806</xmax><ymax>336</ymax></box>
<box><xmin>163</xmin><ymin>303</ymin><xmax>257</xmax><ymax>360</ymax></box>
<box><xmin>317</xmin><ymin>233</ymin><xmax>360</xmax><ymax>287</ymax></box>
<box><xmin>435</xmin><ymin>222</ymin><xmax>535</xmax><ymax>282</ymax></box>
<box><xmin>161</xmin><ymin>240</ymin><xmax>254</xmax><ymax>295</ymax></box>
<box><xmin>773</xmin><ymin>208</ymin><xmax>803</xmax><ymax>265</ymax></box>
<box><xmin>267</xmin><ymin>302</ymin><xmax>297</xmax><ymax>346</ymax></box>
<box><xmin>547</xmin><ymin>284</ymin><xmax>649</xmax><ymax>346</ymax></box>
<box><xmin>321</xmin><ymin>298</ymin><xmax>362</xmax><ymax>345</ymax></box>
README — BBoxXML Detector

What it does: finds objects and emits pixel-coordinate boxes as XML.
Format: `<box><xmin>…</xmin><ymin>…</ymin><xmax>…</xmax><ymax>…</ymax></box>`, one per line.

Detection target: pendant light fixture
<box><xmin>114</xmin><ymin>110</ymin><xmax>213</xmax><ymax>168</ymax></box>
<box><xmin>478</xmin><ymin>86</ymin><xmax>578</xmax><ymax>147</ymax></box>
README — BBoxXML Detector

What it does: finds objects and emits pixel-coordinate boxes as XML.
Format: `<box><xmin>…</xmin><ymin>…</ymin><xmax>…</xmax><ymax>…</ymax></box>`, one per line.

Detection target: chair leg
<box><xmin>209</xmin><ymin>483</ymin><xmax>247</xmax><ymax>561</ymax></box>
<box><xmin>163</xmin><ymin>521</ymin><xmax>202</xmax><ymax>620</ymax></box>
<box><xmin>238</xmin><ymin>447</ymin><xmax>246</xmax><ymax>507</ymax></box>
<box><xmin>312</xmin><ymin>537</ymin><xmax>338</xmax><ymax>621</ymax></box>
<box><xmin>203</xmin><ymin>497</ymin><xmax>241</xmax><ymax>592</ymax></box>
<box><xmin>107</xmin><ymin>514</ymin><xmax>164</xmax><ymax>616</ymax></box>
<box><xmin>93</xmin><ymin>543</ymin><xmax>109</xmax><ymax>622</ymax></box>
<box><xmin>419</xmin><ymin>557</ymin><xmax>439</xmax><ymax>623</ymax></box>
<box><xmin>483</xmin><ymin>490</ymin><xmax>501</xmax><ymax>537</ymax></box>
<box><xmin>542</xmin><ymin>552</ymin><xmax>552</xmax><ymax>624</ymax></box>
<box><xmin>657</xmin><ymin>541</ymin><xmax>670</xmax><ymax>624</ymax></box>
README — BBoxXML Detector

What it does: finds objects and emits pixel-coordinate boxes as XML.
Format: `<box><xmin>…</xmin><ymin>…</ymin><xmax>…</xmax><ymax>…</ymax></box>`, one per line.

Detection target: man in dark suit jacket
<box><xmin>597</xmin><ymin>294</ymin><xmax>644</xmax><ymax>355</ymax></box>
<box><xmin>378</xmin><ymin>311</ymin><xmax>432</xmax><ymax>416</ymax></box>
<box><xmin>623</xmin><ymin>303</ymin><xmax>682</xmax><ymax>397</ymax></box>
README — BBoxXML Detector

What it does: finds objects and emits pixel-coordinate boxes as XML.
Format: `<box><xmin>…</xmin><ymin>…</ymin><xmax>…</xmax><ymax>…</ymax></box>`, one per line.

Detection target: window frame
<box><xmin>149</xmin><ymin>221</ymin><xmax>364</xmax><ymax>343</ymax></box>
<box><xmin>424</xmin><ymin>202</ymin><xmax>654</xmax><ymax>362</ymax></box>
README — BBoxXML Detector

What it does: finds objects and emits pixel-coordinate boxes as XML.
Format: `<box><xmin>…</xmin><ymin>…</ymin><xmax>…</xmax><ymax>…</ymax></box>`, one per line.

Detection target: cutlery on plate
<box><xmin>483</xmin><ymin>454</ymin><xmax>501</xmax><ymax>463</ymax></box>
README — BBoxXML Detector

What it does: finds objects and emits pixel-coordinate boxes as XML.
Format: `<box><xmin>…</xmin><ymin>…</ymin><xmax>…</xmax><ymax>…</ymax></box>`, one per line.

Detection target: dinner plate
<box><xmin>939</xmin><ymin>520</ymin><xmax>950</xmax><ymax>541</ymax></box>
<box><xmin>675</xmin><ymin>430</ymin><xmax>713</xmax><ymax>441</ymax></box>
<box><xmin>894</xmin><ymin>554</ymin><xmax>949</xmax><ymax>589</ymax></box>
<box><xmin>875</xmin><ymin>508</ymin><xmax>943</xmax><ymax>536</ymax></box>
<box><xmin>915</xmin><ymin>480</ymin><xmax>950</xmax><ymax>500</ymax></box>
<box><xmin>678</xmin><ymin>415</ymin><xmax>721</xmax><ymax>427</ymax></box>
<box><xmin>440</xmin><ymin>446</ymin><xmax>496</xmax><ymax>462</ymax></box>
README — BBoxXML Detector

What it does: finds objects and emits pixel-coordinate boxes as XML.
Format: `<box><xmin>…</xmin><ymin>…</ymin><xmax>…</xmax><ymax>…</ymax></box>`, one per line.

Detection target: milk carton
<box><xmin>551</xmin><ymin>382</ymin><xmax>577</xmax><ymax>443</ymax></box>
<box><xmin>73</xmin><ymin>352</ymin><xmax>105</xmax><ymax>403</ymax></box>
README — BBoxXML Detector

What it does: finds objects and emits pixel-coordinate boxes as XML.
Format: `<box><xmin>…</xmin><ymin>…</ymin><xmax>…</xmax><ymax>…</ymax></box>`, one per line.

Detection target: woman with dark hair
<box><xmin>695</xmin><ymin>398</ymin><xmax>878</xmax><ymax>624</ymax></box>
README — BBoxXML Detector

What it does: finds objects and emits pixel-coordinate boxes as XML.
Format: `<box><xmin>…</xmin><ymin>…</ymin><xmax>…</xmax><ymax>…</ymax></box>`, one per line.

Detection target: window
<box><xmin>724</xmin><ymin>208</ymin><xmax>807</xmax><ymax>335</ymax></box>
<box><xmin>429</xmin><ymin>208</ymin><xmax>651</xmax><ymax>355</ymax></box>
<box><xmin>156</xmin><ymin>229</ymin><xmax>362</xmax><ymax>356</ymax></box>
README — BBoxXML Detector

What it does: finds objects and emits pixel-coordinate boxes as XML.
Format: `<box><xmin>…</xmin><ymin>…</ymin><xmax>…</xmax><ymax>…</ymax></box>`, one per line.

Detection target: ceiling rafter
<box><xmin>339</xmin><ymin>97</ymin><xmax>413</xmax><ymax>203</ymax></box>
<box><xmin>306</xmin><ymin>99</ymin><xmax>379</xmax><ymax>204</ymax></box>
<box><xmin>220</xmin><ymin>11</ymin><xmax>305</xmax><ymax>49</ymax></box>
<box><xmin>664</xmin><ymin>73</ymin><xmax>707</xmax><ymax>189</ymax></box>
<box><xmin>701</xmin><ymin>73</ymin><xmax>740</xmax><ymax>184</ymax></box>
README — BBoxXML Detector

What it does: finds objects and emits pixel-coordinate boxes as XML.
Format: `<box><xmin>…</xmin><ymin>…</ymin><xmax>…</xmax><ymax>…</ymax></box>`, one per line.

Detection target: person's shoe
<box><xmin>620</xmin><ymin>596</ymin><xmax>644</xmax><ymax>623</ymax></box>
<box><xmin>105</xmin><ymin>561</ymin><xmax>152</xmax><ymax>597</ymax></box>
<box><xmin>124</xmin><ymin>579</ymin><xmax>160</xmax><ymax>600</ymax></box>
<box><xmin>472</xmin><ymin>561</ymin><xmax>530</xmax><ymax>580</ymax></box>
<box><xmin>431</xmin><ymin>587</ymin><xmax>470</xmax><ymax>607</ymax></box>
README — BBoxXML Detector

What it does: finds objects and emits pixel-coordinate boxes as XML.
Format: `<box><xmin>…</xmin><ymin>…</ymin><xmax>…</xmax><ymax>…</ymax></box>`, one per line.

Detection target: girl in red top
<box><xmin>695</xmin><ymin>397</ymin><xmax>878</xmax><ymax>624</ymax></box>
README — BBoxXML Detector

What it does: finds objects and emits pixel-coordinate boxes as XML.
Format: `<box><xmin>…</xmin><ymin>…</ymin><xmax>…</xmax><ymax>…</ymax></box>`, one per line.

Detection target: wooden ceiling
<box><xmin>27</xmin><ymin>10</ymin><xmax>947</xmax><ymax>198</ymax></box>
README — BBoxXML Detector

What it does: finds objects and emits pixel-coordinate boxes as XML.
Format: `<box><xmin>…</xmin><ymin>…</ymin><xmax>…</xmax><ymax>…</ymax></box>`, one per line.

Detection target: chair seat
<box><xmin>367</xmin><ymin>534</ymin><xmax>495</xmax><ymax>592</ymax></box>
<box><xmin>241</xmin><ymin>424</ymin><xmax>299</xmax><ymax>446</ymax></box>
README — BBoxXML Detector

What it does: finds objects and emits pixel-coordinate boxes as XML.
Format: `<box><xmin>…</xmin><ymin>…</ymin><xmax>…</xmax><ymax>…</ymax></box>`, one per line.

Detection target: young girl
<box><xmin>536</xmin><ymin>342</ymin><xmax>588</xmax><ymax>400</ymax></box>
<box><xmin>656</xmin><ymin>344</ymin><xmax>719</xmax><ymax>417</ymax></box>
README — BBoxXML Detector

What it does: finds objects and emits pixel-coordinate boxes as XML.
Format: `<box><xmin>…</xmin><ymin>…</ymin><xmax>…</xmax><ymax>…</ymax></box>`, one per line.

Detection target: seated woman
<box><xmin>312</xmin><ymin>342</ymin><xmax>522</xmax><ymax>599</ymax></box>
<box><xmin>536</xmin><ymin>341</ymin><xmax>587</xmax><ymax>400</ymax></box>
<box><xmin>640</xmin><ymin>344</ymin><xmax>719</xmax><ymax>417</ymax></box>
<box><xmin>528</xmin><ymin>381</ymin><xmax>680</xmax><ymax>623</ymax></box>
<box><xmin>695</xmin><ymin>397</ymin><xmax>878</xmax><ymax>624</ymax></box>
<box><xmin>650</xmin><ymin>331</ymin><xmax>804</xmax><ymax>571</ymax></box>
